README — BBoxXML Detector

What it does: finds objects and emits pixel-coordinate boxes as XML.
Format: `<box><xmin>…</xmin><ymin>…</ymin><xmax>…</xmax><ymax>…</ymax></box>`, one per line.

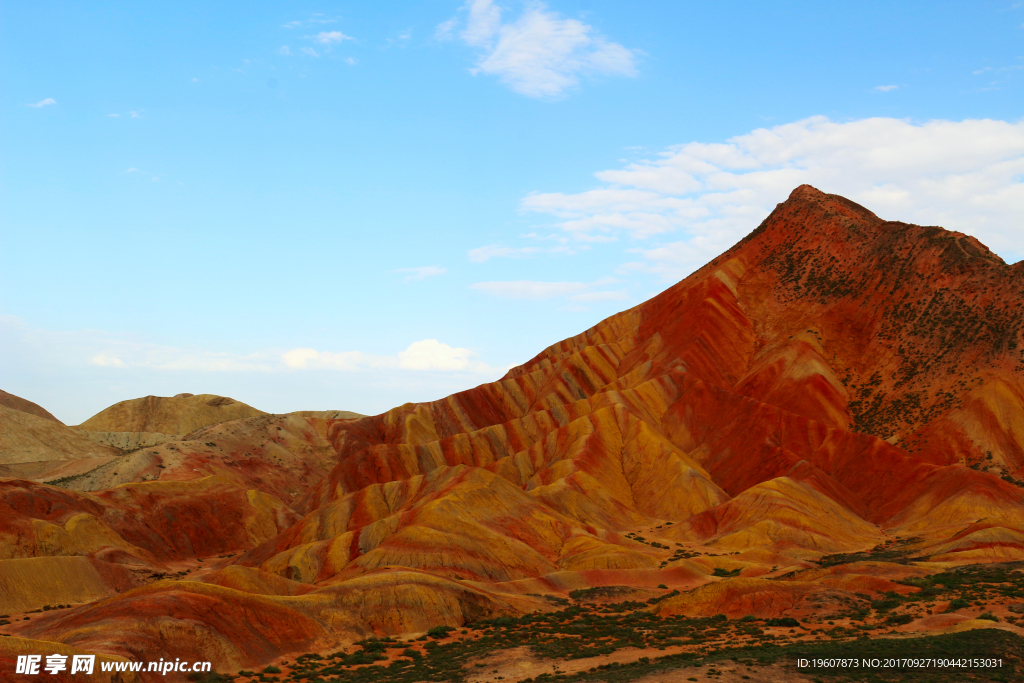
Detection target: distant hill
<box><xmin>0</xmin><ymin>403</ymin><xmax>121</xmax><ymax>480</ymax></box>
<box><xmin>0</xmin><ymin>389</ymin><xmax>62</xmax><ymax>423</ymax></box>
<box><xmin>77</xmin><ymin>393</ymin><xmax>267</xmax><ymax>435</ymax></box>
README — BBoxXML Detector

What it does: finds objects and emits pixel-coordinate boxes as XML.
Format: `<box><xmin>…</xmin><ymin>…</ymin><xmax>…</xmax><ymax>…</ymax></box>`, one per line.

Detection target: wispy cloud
<box><xmin>278</xmin><ymin>45</ymin><xmax>291</xmax><ymax>56</ymax></box>
<box><xmin>973</xmin><ymin>64</ymin><xmax>1024</xmax><ymax>74</ymax></box>
<box><xmin>309</xmin><ymin>30</ymin><xmax>353</xmax><ymax>44</ymax></box>
<box><xmin>28</xmin><ymin>98</ymin><xmax>56</xmax><ymax>108</ymax></box>
<box><xmin>388</xmin><ymin>28</ymin><xmax>413</xmax><ymax>47</ymax></box>
<box><xmin>874</xmin><ymin>84</ymin><xmax>898</xmax><ymax>92</ymax></box>
<box><xmin>521</xmin><ymin>116</ymin><xmax>1024</xmax><ymax>281</ymax></box>
<box><xmin>394</xmin><ymin>265</ymin><xmax>447</xmax><ymax>281</ymax></box>
<box><xmin>438</xmin><ymin>0</ymin><xmax>637</xmax><ymax>98</ymax></box>
<box><xmin>435</xmin><ymin>18</ymin><xmax>458</xmax><ymax>40</ymax></box>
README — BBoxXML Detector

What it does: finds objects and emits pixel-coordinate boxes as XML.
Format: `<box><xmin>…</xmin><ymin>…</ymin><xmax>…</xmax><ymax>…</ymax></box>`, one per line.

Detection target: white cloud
<box><xmin>343</xmin><ymin>57</ymin><xmax>357</xmax><ymax>66</ymax></box>
<box><xmin>301</xmin><ymin>47</ymin><xmax>319</xmax><ymax>58</ymax></box>
<box><xmin>310</xmin><ymin>30</ymin><xmax>353</xmax><ymax>44</ymax></box>
<box><xmin>283</xmin><ymin>340</ymin><xmax>495</xmax><ymax>374</ymax></box>
<box><xmin>439</xmin><ymin>0</ymin><xmax>637</xmax><ymax>98</ymax></box>
<box><xmin>399</xmin><ymin>339</ymin><xmax>476</xmax><ymax>371</ymax></box>
<box><xmin>278</xmin><ymin>45</ymin><xmax>291</xmax><ymax>56</ymax></box>
<box><xmin>875</xmin><ymin>85</ymin><xmax>899</xmax><ymax>92</ymax></box>
<box><xmin>130</xmin><ymin>111</ymin><xmax>141</xmax><ymax>118</ymax></box>
<box><xmin>522</xmin><ymin>116</ymin><xmax>1024</xmax><ymax>280</ymax></box>
<box><xmin>126</xmin><ymin>167</ymin><xmax>140</xmax><ymax>173</ymax></box>
<box><xmin>28</xmin><ymin>98</ymin><xmax>56</xmax><ymax>108</ymax></box>
<box><xmin>108</xmin><ymin>113</ymin><xmax>120</xmax><ymax>118</ymax></box>
<box><xmin>395</xmin><ymin>265</ymin><xmax>446</xmax><ymax>281</ymax></box>
<box><xmin>462</xmin><ymin>0</ymin><xmax>502</xmax><ymax>46</ymax></box>
<box><xmin>281</xmin><ymin>348</ymin><xmax>319</xmax><ymax>369</ymax></box>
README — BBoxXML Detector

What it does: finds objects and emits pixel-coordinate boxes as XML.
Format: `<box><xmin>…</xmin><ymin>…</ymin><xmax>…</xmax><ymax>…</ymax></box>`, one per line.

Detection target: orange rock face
<box><xmin>5</xmin><ymin>185</ymin><xmax>1024</xmax><ymax>668</ymax></box>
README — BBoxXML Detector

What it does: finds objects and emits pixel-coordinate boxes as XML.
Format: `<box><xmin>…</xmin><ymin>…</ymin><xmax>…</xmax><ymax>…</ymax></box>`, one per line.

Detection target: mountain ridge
<box><xmin>3</xmin><ymin>185</ymin><xmax>1024</xmax><ymax>671</ymax></box>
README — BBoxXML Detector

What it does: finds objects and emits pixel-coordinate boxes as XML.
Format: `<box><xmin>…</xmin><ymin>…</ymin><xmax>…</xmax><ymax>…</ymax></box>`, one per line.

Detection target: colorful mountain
<box><xmin>2</xmin><ymin>185</ymin><xmax>1023</xmax><ymax>674</ymax></box>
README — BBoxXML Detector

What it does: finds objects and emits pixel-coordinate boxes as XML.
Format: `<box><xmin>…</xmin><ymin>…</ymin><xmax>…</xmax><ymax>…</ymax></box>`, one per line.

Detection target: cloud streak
<box><xmin>0</xmin><ymin>314</ymin><xmax>499</xmax><ymax>378</ymax></box>
<box><xmin>28</xmin><ymin>98</ymin><xmax>56</xmax><ymax>108</ymax></box>
<box><xmin>310</xmin><ymin>30</ymin><xmax>353</xmax><ymax>44</ymax></box>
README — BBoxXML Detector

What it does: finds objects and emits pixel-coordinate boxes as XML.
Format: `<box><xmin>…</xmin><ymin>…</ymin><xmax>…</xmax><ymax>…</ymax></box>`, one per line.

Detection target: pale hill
<box><xmin>0</xmin><ymin>405</ymin><xmax>120</xmax><ymax>467</ymax></box>
<box><xmin>0</xmin><ymin>389</ymin><xmax>62</xmax><ymax>423</ymax></box>
<box><xmin>77</xmin><ymin>393</ymin><xmax>266</xmax><ymax>435</ymax></box>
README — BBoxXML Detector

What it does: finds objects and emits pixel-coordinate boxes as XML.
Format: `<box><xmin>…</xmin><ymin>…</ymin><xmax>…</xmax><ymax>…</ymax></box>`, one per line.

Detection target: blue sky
<box><xmin>2</xmin><ymin>1</ymin><xmax>1023</xmax><ymax>423</ymax></box>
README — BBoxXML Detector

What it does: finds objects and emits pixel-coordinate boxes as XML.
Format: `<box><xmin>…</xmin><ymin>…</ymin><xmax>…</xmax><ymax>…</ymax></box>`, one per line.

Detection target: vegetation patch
<box><xmin>217</xmin><ymin>563</ymin><xmax>1024</xmax><ymax>683</ymax></box>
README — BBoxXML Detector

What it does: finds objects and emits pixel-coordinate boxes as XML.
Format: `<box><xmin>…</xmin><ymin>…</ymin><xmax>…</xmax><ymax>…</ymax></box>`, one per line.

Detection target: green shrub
<box><xmin>427</xmin><ymin>625</ymin><xmax>455</xmax><ymax>639</ymax></box>
<box><xmin>978</xmin><ymin>612</ymin><xmax>999</xmax><ymax>622</ymax></box>
<box><xmin>187</xmin><ymin>674</ymin><xmax>233</xmax><ymax>683</ymax></box>
<box><xmin>946</xmin><ymin>598</ymin><xmax>970</xmax><ymax>612</ymax></box>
